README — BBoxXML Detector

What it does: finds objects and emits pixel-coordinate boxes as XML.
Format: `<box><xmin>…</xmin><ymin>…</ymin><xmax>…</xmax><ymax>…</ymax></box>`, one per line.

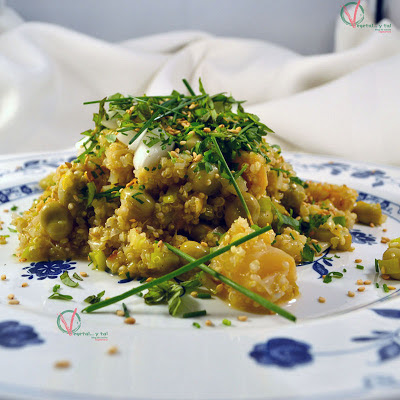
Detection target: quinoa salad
<box><xmin>12</xmin><ymin>79</ymin><xmax>388</xmax><ymax>318</ymax></box>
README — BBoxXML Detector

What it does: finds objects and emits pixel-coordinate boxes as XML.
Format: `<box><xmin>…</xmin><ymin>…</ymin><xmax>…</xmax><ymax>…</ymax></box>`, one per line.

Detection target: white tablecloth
<box><xmin>0</xmin><ymin>7</ymin><xmax>399</xmax><ymax>165</ymax></box>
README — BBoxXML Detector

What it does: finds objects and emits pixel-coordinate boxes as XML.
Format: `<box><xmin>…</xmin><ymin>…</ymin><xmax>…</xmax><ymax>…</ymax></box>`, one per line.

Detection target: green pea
<box><xmin>121</xmin><ymin>186</ymin><xmax>155</xmax><ymax>221</ymax></box>
<box><xmin>188</xmin><ymin>163</ymin><xmax>221</xmax><ymax>196</ymax></box>
<box><xmin>40</xmin><ymin>202</ymin><xmax>73</xmax><ymax>241</ymax></box>
<box><xmin>224</xmin><ymin>193</ymin><xmax>260</xmax><ymax>227</ymax></box>
<box><xmin>180</xmin><ymin>241</ymin><xmax>209</xmax><ymax>259</ymax></box>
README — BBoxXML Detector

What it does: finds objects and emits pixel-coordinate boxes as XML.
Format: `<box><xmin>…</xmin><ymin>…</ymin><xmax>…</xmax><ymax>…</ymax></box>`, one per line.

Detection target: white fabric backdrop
<box><xmin>0</xmin><ymin>7</ymin><xmax>399</xmax><ymax>166</ymax></box>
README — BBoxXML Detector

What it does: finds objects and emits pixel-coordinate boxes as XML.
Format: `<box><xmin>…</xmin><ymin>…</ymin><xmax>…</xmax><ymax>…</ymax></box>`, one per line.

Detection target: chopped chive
<box><xmin>376</xmin><ymin>283</ymin><xmax>380</xmax><ymax>288</ymax></box>
<box><xmin>343</xmin><ymin>268</ymin><xmax>347</xmax><ymax>273</ymax></box>
<box><xmin>197</xmin><ymin>293</ymin><xmax>212</xmax><ymax>299</ymax></box>
<box><xmin>10</xmin><ymin>205</ymin><xmax>18</xmax><ymax>211</ymax></box>
<box><xmin>192</xmin><ymin>322</ymin><xmax>201</xmax><ymax>329</ymax></box>
<box><xmin>375</xmin><ymin>259</ymin><xmax>379</xmax><ymax>273</ymax></box>
<box><xmin>222</xmin><ymin>319</ymin><xmax>231</xmax><ymax>326</ymax></box>
<box><xmin>183</xmin><ymin>310</ymin><xmax>207</xmax><ymax>318</ymax></box>
<box><xmin>72</xmin><ymin>272</ymin><xmax>83</xmax><ymax>281</ymax></box>
<box><xmin>383</xmin><ymin>284</ymin><xmax>389</xmax><ymax>293</ymax></box>
<box><xmin>82</xmin><ymin>226</ymin><xmax>275</xmax><ymax>315</ymax></box>
<box><xmin>182</xmin><ymin>79</ymin><xmax>196</xmax><ymax>96</ymax></box>
<box><xmin>356</xmin><ymin>265</ymin><xmax>364</xmax><ymax>270</ymax></box>
<box><xmin>139</xmin><ymin>278</ymin><xmax>147</xmax><ymax>283</ymax></box>
<box><xmin>290</xmin><ymin>233</ymin><xmax>295</xmax><ymax>240</ymax></box>
<box><xmin>122</xmin><ymin>303</ymin><xmax>130</xmax><ymax>318</ymax></box>
<box><xmin>334</xmin><ymin>255</ymin><xmax>340</xmax><ymax>258</ymax></box>
<box><xmin>48</xmin><ymin>293</ymin><xmax>73</xmax><ymax>301</ymax></box>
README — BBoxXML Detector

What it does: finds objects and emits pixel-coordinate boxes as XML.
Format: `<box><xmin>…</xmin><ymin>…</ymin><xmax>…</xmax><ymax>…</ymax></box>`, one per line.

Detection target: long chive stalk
<box><xmin>210</xmin><ymin>136</ymin><xmax>253</xmax><ymax>225</ymax></box>
<box><xmin>83</xmin><ymin>226</ymin><xmax>272</xmax><ymax>313</ymax></box>
<box><xmin>165</xmin><ymin>243</ymin><xmax>296</xmax><ymax>322</ymax></box>
<box><xmin>182</xmin><ymin>79</ymin><xmax>196</xmax><ymax>96</ymax></box>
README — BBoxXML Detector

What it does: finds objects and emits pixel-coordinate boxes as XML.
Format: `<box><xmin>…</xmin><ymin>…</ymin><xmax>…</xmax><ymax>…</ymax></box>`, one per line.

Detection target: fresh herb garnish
<box><xmin>301</xmin><ymin>213</ymin><xmax>330</xmax><ymax>235</ymax></box>
<box><xmin>383</xmin><ymin>284</ymin><xmax>389</xmax><ymax>293</ymax></box>
<box><xmin>323</xmin><ymin>271</ymin><xmax>344</xmax><ymax>284</ymax></box>
<box><xmin>183</xmin><ymin>310</ymin><xmax>207</xmax><ymax>318</ymax></box>
<box><xmin>72</xmin><ymin>272</ymin><xmax>83</xmax><ymax>281</ymax></box>
<box><xmin>301</xmin><ymin>243</ymin><xmax>315</xmax><ymax>262</ymax></box>
<box><xmin>333</xmin><ymin>216</ymin><xmax>346</xmax><ymax>227</ymax></box>
<box><xmin>10</xmin><ymin>205</ymin><xmax>18</xmax><ymax>211</ymax></box>
<box><xmin>48</xmin><ymin>284</ymin><xmax>72</xmax><ymax>300</ymax></box>
<box><xmin>192</xmin><ymin>322</ymin><xmax>201</xmax><ymax>328</ymax></box>
<box><xmin>60</xmin><ymin>271</ymin><xmax>79</xmax><ymax>288</ymax></box>
<box><xmin>122</xmin><ymin>303</ymin><xmax>130</xmax><ymax>318</ymax></box>
<box><xmin>84</xmin><ymin>290</ymin><xmax>105</xmax><ymax>304</ymax></box>
<box><xmin>8</xmin><ymin>227</ymin><xmax>17</xmax><ymax>233</ymax></box>
<box><xmin>356</xmin><ymin>265</ymin><xmax>364</xmax><ymax>270</ymax></box>
<box><xmin>222</xmin><ymin>319</ymin><xmax>231</xmax><ymax>326</ymax></box>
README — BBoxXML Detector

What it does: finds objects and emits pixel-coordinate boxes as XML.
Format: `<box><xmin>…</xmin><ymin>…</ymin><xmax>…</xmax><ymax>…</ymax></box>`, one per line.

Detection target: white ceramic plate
<box><xmin>0</xmin><ymin>150</ymin><xmax>400</xmax><ymax>400</ymax></box>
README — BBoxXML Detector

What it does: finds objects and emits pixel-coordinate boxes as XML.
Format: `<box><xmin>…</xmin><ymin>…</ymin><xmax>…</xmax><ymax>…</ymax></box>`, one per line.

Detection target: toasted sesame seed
<box><xmin>145</xmin><ymin>277</ymin><xmax>153</xmax><ymax>283</ymax></box>
<box><xmin>200</xmin><ymin>241</ymin><xmax>208</xmax><ymax>247</ymax></box>
<box><xmin>7</xmin><ymin>294</ymin><xmax>14</xmax><ymax>300</ymax></box>
<box><xmin>3</xmin><ymin>209</ymin><xmax>9</xmax><ymax>213</ymax></box>
<box><xmin>348</xmin><ymin>291</ymin><xmax>355</xmax><ymax>297</ymax></box>
<box><xmin>54</xmin><ymin>360</ymin><xmax>70</xmax><ymax>369</ymax></box>
<box><xmin>104</xmin><ymin>297</ymin><xmax>110</xmax><ymax>300</ymax></box>
<box><xmin>1</xmin><ymin>274</ymin><xmax>6</xmax><ymax>280</ymax></box>
<box><xmin>80</xmin><ymin>271</ymin><xmax>88</xmax><ymax>277</ymax></box>
<box><xmin>237</xmin><ymin>315</ymin><xmax>248</xmax><ymax>322</ymax></box>
<box><xmin>364</xmin><ymin>280</ymin><xmax>372</xmax><ymax>285</ymax></box>
<box><xmin>116</xmin><ymin>310</ymin><xmax>124</xmax><ymax>317</ymax></box>
<box><xmin>205</xmin><ymin>320</ymin><xmax>213</xmax><ymax>327</ymax></box>
<box><xmin>369</xmin><ymin>222</ymin><xmax>375</xmax><ymax>227</ymax></box>
<box><xmin>356</xmin><ymin>279</ymin><xmax>363</xmax><ymax>285</ymax></box>
<box><xmin>190</xmin><ymin>291</ymin><xmax>198</xmax><ymax>298</ymax></box>
<box><xmin>388</xmin><ymin>285</ymin><xmax>396</xmax><ymax>291</ymax></box>
<box><xmin>216</xmin><ymin>284</ymin><xmax>224</xmax><ymax>293</ymax></box>
<box><xmin>179</xmin><ymin>141</ymin><xmax>186</xmax><ymax>145</ymax></box>
<box><xmin>381</xmin><ymin>237</ymin><xmax>390</xmax><ymax>244</ymax></box>
<box><xmin>383</xmin><ymin>228</ymin><xmax>387</xmax><ymax>232</ymax></box>
<box><xmin>381</xmin><ymin>274</ymin><xmax>390</xmax><ymax>280</ymax></box>
<box><xmin>124</xmin><ymin>317</ymin><xmax>136</xmax><ymax>325</ymax></box>
<box><xmin>107</xmin><ymin>346</ymin><xmax>118</xmax><ymax>355</ymax></box>
<box><xmin>358</xmin><ymin>286</ymin><xmax>365</xmax><ymax>292</ymax></box>
<box><xmin>322</xmin><ymin>275</ymin><xmax>326</xmax><ymax>279</ymax></box>
<box><xmin>203</xmin><ymin>127</ymin><xmax>211</xmax><ymax>133</ymax></box>
<box><xmin>8</xmin><ymin>299</ymin><xmax>20</xmax><ymax>305</ymax></box>
<box><xmin>318</xmin><ymin>297</ymin><xmax>326</xmax><ymax>303</ymax></box>
<box><xmin>21</xmin><ymin>282</ymin><xmax>28</xmax><ymax>287</ymax></box>
<box><xmin>354</xmin><ymin>259</ymin><xmax>362</xmax><ymax>263</ymax></box>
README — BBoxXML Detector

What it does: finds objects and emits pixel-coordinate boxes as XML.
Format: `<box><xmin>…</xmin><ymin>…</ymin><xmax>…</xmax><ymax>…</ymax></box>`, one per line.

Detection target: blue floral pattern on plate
<box><xmin>22</xmin><ymin>260</ymin><xmax>76</xmax><ymax>280</ymax></box>
<box><xmin>351</xmin><ymin>229</ymin><xmax>377</xmax><ymax>245</ymax></box>
<box><xmin>0</xmin><ymin>321</ymin><xmax>44</xmax><ymax>348</ymax></box>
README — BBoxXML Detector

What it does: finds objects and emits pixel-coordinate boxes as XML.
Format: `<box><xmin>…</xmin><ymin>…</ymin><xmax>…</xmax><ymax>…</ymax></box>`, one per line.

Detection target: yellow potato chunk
<box><xmin>209</xmin><ymin>217</ymin><xmax>298</xmax><ymax>313</ymax></box>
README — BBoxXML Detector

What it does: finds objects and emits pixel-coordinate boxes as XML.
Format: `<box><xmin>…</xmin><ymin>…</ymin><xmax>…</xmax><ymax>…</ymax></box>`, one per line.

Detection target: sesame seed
<box><xmin>369</xmin><ymin>222</ymin><xmax>375</xmax><ymax>227</ymax></box>
<box><xmin>104</xmin><ymin>297</ymin><xmax>110</xmax><ymax>300</ymax></box>
<box><xmin>107</xmin><ymin>346</ymin><xmax>118</xmax><ymax>355</ymax></box>
<box><xmin>354</xmin><ymin>259</ymin><xmax>362</xmax><ymax>263</ymax></box>
<box><xmin>116</xmin><ymin>310</ymin><xmax>124</xmax><ymax>317</ymax></box>
<box><xmin>203</xmin><ymin>127</ymin><xmax>211</xmax><ymax>133</ymax></box>
<box><xmin>356</xmin><ymin>279</ymin><xmax>363</xmax><ymax>285</ymax></box>
<box><xmin>348</xmin><ymin>291</ymin><xmax>355</xmax><ymax>297</ymax></box>
<box><xmin>7</xmin><ymin>294</ymin><xmax>14</xmax><ymax>299</ymax></box>
<box><xmin>381</xmin><ymin>237</ymin><xmax>390</xmax><ymax>244</ymax></box>
<box><xmin>358</xmin><ymin>286</ymin><xmax>365</xmax><ymax>292</ymax></box>
<box><xmin>200</xmin><ymin>241</ymin><xmax>208</xmax><ymax>247</ymax></box>
<box><xmin>21</xmin><ymin>282</ymin><xmax>28</xmax><ymax>287</ymax></box>
<box><xmin>80</xmin><ymin>272</ymin><xmax>88</xmax><ymax>277</ymax></box>
<box><xmin>322</xmin><ymin>275</ymin><xmax>326</xmax><ymax>279</ymax></box>
<box><xmin>54</xmin><ymin>360</ymin><xmax>70</xmax><ymax>369</ymax></box>
<box><xmin>8</xmin><ymin>299</ymin><xmax>20</xmax><ymax>305</ymax></box>
<box><xmin>383</xmin><ymin>228</ymin><xmax>387</xmax><ymax>232</ymax></box>
<box><xmin>3</xmin><ymin>209</ymin><xmax>9</xmax><ymax>213</ymax></box>
<box><xmin>381</xmin><ymin>274</ymin><xmax>390</xmax><ymax>280</ymax></box>
<box><xmin>190</xmin><ymin>291</ymin><xmax>198</xmax><ymax>298</ymax></box>
<box><xmin>388</xmin><ymin>285</ymin><xmax>396</xmax><ymax>291</ymax></box>
<box><xmin>237</xmin><ymin>315</ymin><xmax>248</xmax><ymax>322</ymax></box>
<box><xmin>364</xmin><ymin>280</ymin><xmax>372</xmax><ymax>285</ymax></box>
<box><xmin>179</xmin><ymin>141</ymin><xmax>186</xmax><ymax>145</ymax></box>
<box><xmin>205</xmin><ymin>320</ymin><xmax>213</xmax><ymax>327</ymax></box>
<box><xmin>124</xmin><ymin>317</ymin><xmax>136</xmax><ymax>325</ymax></box>
<box><xmin>318</xmin><ymin>296</ymin><xmax>326</xmax><ymax>303</ymax></box>
<box><xmin>216</xmin><ymin>284</ymin><xmax>224</xmax><ymax>293</ymax></box>
<box><xmin>1</xmin><ymin>274</ymin><xmax>6</xmax><ymax>280</ymax></box>
<box><xmin>145</xmin><ymin>277</ymin><xmax>153</xmax><ymax>283</ymax></box>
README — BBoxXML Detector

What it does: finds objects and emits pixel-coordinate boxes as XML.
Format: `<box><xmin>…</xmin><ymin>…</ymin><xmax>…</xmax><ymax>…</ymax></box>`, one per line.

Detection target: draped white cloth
<box><xmin>0</xmin><ymin>7</ymin><xmax>399</xmax><ymax>165</ymax></box>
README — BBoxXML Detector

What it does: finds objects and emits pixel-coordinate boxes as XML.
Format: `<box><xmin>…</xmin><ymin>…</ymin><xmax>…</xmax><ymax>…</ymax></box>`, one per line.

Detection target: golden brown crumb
<box><xmin>364</xmin><ymin>280</ymin><xmax>372</xmax><ymax>285</ymax></box>
<box><xmin>116</xmin><ymin>310</ymin><xmax>125</xmax><ymax>317</ymax></box>
<box><xmin>237</xmin><ymin>315</ymin><xmax>248</xmax><ymax>322</ymax></box>
<box><xmin>54</xmin><ymin>360</ymin><xmax>70</xmax><ymax>369</ymax></box>
<box><xmin>354</xmin><ymin>259</ymin><xmax>362</xmax><ymax>263</ymax></box>
<box><xmin>80</xmin><ymin>271</ymin><xmax>88</xmax><ymax>277</ymax></box>
<box><xmin>7</xmin><ymin>294</ymin><xmax>14</xmax><ymax>300</ymax></box>
<box><xmin>205</xmin><ymin>320</ymin><xmax>213</xmax><ymax>327</ymax></box>
<box><xmin>318</xmin><ymin>296</ymin><xmax>326</xmax><ymax>303</ymax></box>
<box><xmin>21</xmin><ymin>282</ymin><xmax>28</xmax><ymax>287</ymax></box>
<box><xmin>381</xmin><ymin>237</ymin><xmax>390</xmax><ymax>244</ymax></box>
<box><xmin>107</xmin><ymin>346</ymin><xmax>118</xmax><ymax>355</ymax></box>
<box><xmin>8</xmin><ymin>299</ymin><xmax>20</xmax><ymax>305</ymax></box>
<box><xmin>124</xmin><ymin>317</ymin><xmax>136</xmax><ymax>325</ymax></box>
<box><xmin>1</xmin><ymin>274</ymin><xmax>6</xmax><ymax>280</ymax></box>
<box><xmin>348</xmin><ymin>291</ymin><xmax>355</xmax><ymax>297</ymax></box>
<box><xmin>358</xmin><ymin>286</ymin><xmax>365</xmax><ymax>292</ymax></box>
